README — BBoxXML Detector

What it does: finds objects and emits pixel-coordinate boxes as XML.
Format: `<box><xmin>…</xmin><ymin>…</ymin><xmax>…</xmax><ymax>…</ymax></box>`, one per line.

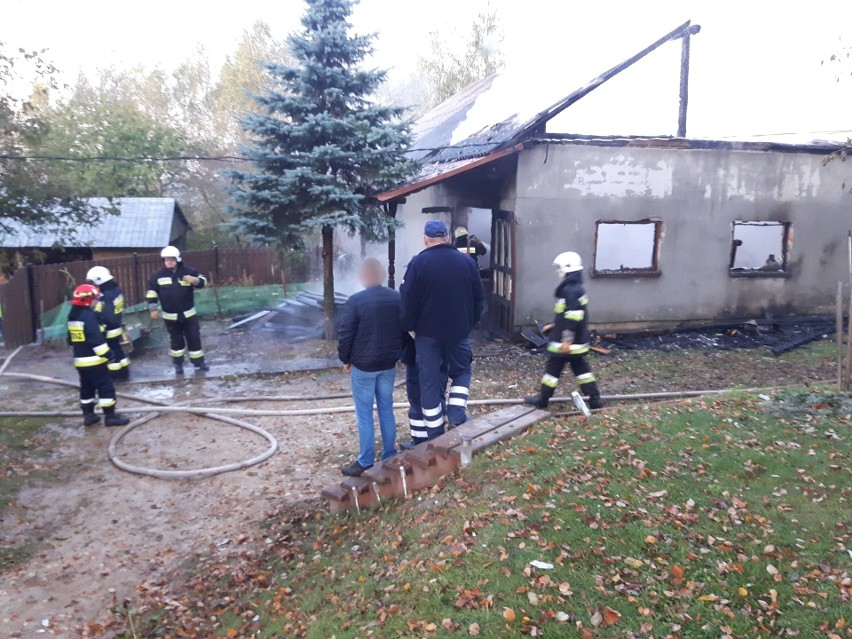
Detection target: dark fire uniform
<box><xmin>67</xmin><ymin>304</ymin><xmax>117</xmax><ymax>421</ymax></box>
<box><xmin>536</xmin><ymin>271</ymin><xmax>602</xmax><ymax>407</ymax></box>
<box><xmin>454</xmin><ymin>233</ymin><xmax>487</xmax><ymax>268</ymax></box>
<box><xmin>94</xmin><ymin>279</ymin><xmax>129</xmax><ymax>379</ymax></box>
<box><xmin>146</xmin><ymin>263</ymin><xmax>207</xmax><ymax>369</ymax></box>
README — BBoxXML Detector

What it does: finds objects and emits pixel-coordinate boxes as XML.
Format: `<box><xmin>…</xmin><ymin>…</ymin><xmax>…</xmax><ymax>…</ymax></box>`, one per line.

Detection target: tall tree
<box><xmin>0</xmin><ymin>43</ymin><xmax>103</xmax><ymax>241</ymax></box>
<box><xmin>228</xmin><ymin>0</ymin><xmax>414</xmax><ymax>338</ymax></box>
<box><xmin>418</xmin><ymin>9</ymin><xmax>504</xmax><ymax>109</ymax></box>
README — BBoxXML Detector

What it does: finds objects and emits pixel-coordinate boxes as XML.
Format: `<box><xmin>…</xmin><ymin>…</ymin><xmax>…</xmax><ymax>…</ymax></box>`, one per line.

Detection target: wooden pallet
<box><xmin>321</xmin><ymin>405</ymin><xmax>549</xmax><ymax>514</ymax></box>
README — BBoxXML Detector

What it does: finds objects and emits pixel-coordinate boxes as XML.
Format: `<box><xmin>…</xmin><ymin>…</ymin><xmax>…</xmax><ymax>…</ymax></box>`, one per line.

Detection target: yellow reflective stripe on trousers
<box><xmin>576</xmin><ymin>372</ymin><xmax>596</xmax><ymax>384</ymax></box>
<box><xmin>564</xmin><ymin>310</ymin><xmax>585</xmax><ymax>321</ymax></box>
<box><xmin>569</xmin><ymin>343</ymin><xmax>590</xmax><ymax>355</ymax></box>
<box><xmin>183</xmin><ymin>307</ymin><xmax>197</xmax><ymax>318</ymax></box>
<box><xmin>99</xmin><ymin>398</ymin><xmax>116</xmax><ymax>408</ymax></box>
<box><xmin>105</xmin><ymin>328</ymin><xmax>123</xmax><ymax>339</ymax></box>
<box><xmin>188</xmin><ymin>350</ymin><xmax>204</xmax><ymax>359</ymax></box>
<box><xmin>162</xmin><ymin>311</ymin><xmax>179</xmax><ymax>321</ymax></box>
<box><xmin>75</xmin><ymin>356</ymin><xmax>107</xmax><ymax>367</ymax></box>
<box><xmin>541</xmin><ymin>374</ymin><xmax>559</xmax><ymax>388</ymax></box>
<box><xmin>93</xmin><ymin>343</ymin><xmax>110</xmax><ymax>356</ymax></box>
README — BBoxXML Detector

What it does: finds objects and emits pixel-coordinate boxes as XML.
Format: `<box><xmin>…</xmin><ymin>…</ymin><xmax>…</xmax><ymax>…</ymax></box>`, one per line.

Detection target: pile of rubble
<box><xmin>227</xmin><ymin>290</ymin><xmax>349</xmax><ymax>340</ymax></box>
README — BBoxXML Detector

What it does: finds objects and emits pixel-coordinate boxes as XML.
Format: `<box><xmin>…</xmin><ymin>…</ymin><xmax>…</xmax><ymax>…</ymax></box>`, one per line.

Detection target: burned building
<box><xmin>376</xmin><ymin>22</ymin><xmax>851</xmax><ymax>336</ymax></box>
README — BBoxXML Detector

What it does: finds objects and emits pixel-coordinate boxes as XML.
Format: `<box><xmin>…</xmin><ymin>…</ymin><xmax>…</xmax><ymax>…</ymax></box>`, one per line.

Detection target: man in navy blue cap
<box><xmin>400</xmin><ymin>220</ymin><xmax>486</xmax><ymax>443</ymax></box>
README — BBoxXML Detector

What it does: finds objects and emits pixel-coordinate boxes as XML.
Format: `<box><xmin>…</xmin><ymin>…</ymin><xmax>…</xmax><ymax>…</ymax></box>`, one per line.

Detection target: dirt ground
<box><xmin>0</xmin><ymin>319</ymin><xmax>840</xmax><ymax>637</ymax></box>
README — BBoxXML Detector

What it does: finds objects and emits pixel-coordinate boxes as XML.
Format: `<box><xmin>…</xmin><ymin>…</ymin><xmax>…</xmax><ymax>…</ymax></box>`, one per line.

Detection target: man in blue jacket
<box><xmin>400</xmin><ymin>220</ymin><xmax>486</xmax><ymax>441</ymax></box>
<box><xmin>337</xmin><ymin>258</ymin><xmax>402</xmax><ymax>476</ymax></box>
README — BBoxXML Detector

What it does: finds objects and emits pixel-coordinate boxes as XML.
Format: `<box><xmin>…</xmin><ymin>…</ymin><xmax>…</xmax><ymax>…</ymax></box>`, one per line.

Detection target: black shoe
<box><xmin>174</xmin><ymin>362</ymin><xmax>184</xmax><ymax>375</ymax></box>
<box><xmin>341</xmin><ymin>461</ymin><xmax>371</xmax><ymax>477</ymax></box>
<box><xmin>194</xmin><ymin>360</ymin><xmax>210</xmax><ymax>371</ymax></box>
<box><xmin>524</xmin><ymin>395</ymin><xmax>549</xmax><ymax>409</ymax></box>
<box><xmin>588</xmin><ymin>396</ymin><xmax>604</xmax><ymax>410</ymax></box>
<box><xmin>83</xmin><ymin>414</ymin><xmax>101</xmax><ymax>427</ymax></box>
<box><xmin>105</xmin><ymin>414</ymin><xmax>130</xmax><ymax>427</ymax></box>
<box><xmin>398</xmin><ymin>440</ymin><xmax>418</xmax><ymax>451</ymax></box>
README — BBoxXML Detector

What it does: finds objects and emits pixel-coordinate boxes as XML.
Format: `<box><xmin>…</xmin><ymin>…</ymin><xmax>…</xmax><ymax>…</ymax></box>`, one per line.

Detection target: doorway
<box><xmin>487</xmin><ymin>209</ymin><xmax>515</xmax><ymax>339</ymax></box>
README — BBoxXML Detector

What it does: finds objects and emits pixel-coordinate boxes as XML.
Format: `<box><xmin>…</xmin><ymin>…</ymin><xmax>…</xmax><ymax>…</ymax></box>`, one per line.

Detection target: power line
<box><xmin>0</xmin><ymin>143</ymin><xmax>496</xmax><ymax>163</ymax></box>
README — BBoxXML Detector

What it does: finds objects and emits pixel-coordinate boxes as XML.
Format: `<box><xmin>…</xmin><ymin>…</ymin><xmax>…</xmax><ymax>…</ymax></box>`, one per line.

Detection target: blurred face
<box><xmin>164</xmin><ymin>257</ymin><xmax>178</xmax><ymax>270</ymax></box>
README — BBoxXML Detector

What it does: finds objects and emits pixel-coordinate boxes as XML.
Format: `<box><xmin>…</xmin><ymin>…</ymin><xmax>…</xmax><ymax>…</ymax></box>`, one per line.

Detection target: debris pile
<box><xmin>227</xmin><ymin>290</ymin><xmax>349</xmax><ymax>340</ymax></box>
<box><xmin>523</xmin><ymin>316</ymin><xmax>840</xmax><ymax>355</ymax></box>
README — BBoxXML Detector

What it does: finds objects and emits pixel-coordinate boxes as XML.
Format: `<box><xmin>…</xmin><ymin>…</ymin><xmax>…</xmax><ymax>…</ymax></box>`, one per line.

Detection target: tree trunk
<box><xmin>321</xmin><ymin>225</ymin><xmax>336</xmax><ymax>340</ymax></box>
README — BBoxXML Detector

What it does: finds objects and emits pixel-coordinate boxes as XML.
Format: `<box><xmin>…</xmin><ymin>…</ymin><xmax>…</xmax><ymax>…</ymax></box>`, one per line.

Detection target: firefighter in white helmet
<box><xmin>146</xmin><ymin>246</ymin><xmax>209</xmax><ymax>374</ymax></box>
<box><xmin>87</xmin><ymin>266</ymin><xmax>130</xmax><ymax>380</ymax></box>
<box><xmin>524</xmin><ymin>251</ymin><xmax>603</xmax><ymax>410</ymax></box>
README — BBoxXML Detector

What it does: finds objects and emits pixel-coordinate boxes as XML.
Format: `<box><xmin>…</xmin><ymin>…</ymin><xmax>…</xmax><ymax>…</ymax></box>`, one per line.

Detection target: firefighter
<box><xmin>146</xmin><ymin>246</ymin><xmax>209</xmax><ymax>374</ymax></box>
<box><xmin>453</xmin><ymin>226</ymin><xmax>487</xmax><ymax>268</ymax></box>
<box><xmin>67</xmin><ymin>284</ymin><xmax>130</xmax><ymax>427</ymax></box>
<box><xmin>524</xmin><ymin>252</ymin><xmax>604</xmax><ymax>410</ymax></box>
<box><xmin>87</xmin><ymin>266</ymin><xmax>129</xmax><ymax>380</ymax></box>
<box><xmin>400</xmin><ymin>221</ymin><xmax>486</xmax><ymax>439</ymax></box>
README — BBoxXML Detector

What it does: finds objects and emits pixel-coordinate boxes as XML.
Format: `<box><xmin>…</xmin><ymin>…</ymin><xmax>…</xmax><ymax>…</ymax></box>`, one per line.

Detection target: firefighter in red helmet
<box><xmin>67</xmin><ymin>284</ymin><xmax>130</xmax><ymax>427</ymax></box>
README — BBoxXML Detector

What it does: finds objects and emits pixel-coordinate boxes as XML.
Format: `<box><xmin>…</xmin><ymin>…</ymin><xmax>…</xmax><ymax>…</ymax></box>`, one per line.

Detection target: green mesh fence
<box><xmin>39</xmin><ymin>284</ymin><xmax>308</xmax><ymax>343</ymax></box>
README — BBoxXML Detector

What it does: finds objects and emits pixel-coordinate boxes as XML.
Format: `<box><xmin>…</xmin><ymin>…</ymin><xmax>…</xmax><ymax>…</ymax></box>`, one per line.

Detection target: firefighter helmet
<box><xmin>72</xmin><ymin>283</ymin><xmax>101</xmax><ymax>306</ymax></box>
<box><xmin>160</xmin><ymin>245</ymin><xmax>182</xmax><ymax>261</ymax></box>
<box><xmin>454</xmin><ymin>226</ymin><xmax>468</xmax><ymax>239</ymax></box>
<box><xmin>86</xmin><ymin>266</ymin><xmax>113</xmax><ymax>286</ymax></box>
<box><xmin>553</xmin><ymin>251</ymin><xmax>583</xmax><ymax>276</ymax></box>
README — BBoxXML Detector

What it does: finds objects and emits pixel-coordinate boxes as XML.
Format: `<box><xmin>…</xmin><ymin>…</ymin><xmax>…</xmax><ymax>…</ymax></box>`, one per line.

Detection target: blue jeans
<box><xmin>350</xmin><ymin>366</ymin><xmax>397</xmax><ymax>467</ymax></box>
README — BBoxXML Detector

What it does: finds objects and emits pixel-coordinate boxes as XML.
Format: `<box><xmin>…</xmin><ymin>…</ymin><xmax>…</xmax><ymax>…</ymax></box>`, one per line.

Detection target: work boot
<box><xmin>83</xmin><ymin>413</ymin><xmax>101</xmax><ymax>427</ymax></box>
<box><xmin>398</xmin><ymin>439</ymin><xmax>421</xmax><ymax>451</ymax></box>
<box><xmin>173</xmin><ymin>357</ymin><xmax>184</xmax><ymax>375</ymax></box>
<box><xmin>192</xmin><ymin>357</ymin><xmax>210</xmax><ymax>372</ymax></box>
<box><xmin>588</xmin><ymin>395</ymin><xmax>604</xmax><ymax>410</ymax></box>
<box><xmin>104</xmin><ymin>413</ymin><xmax>130</xmax><ymax>427</ymax></box>
<box><xmin>524</xmin><ymin>384</ymin><xmax>555</xmax><ymax>409</ymax></box>
<box><xmin>341</xmin><ymin>461</ymin><xmax>371</xmax><ymax>477</ymax></box>
<box><xmin>81</xmin><ymin>403</ymin><xmax>100</xmax><ymax>426</ymax></box>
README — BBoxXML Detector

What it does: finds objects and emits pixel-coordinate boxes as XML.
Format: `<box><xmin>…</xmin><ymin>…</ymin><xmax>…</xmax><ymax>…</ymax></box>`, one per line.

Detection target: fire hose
<box><xmin>0</xmin><ymin>347</ymin><xmax>812</xmax><ymax>480</ymax></box>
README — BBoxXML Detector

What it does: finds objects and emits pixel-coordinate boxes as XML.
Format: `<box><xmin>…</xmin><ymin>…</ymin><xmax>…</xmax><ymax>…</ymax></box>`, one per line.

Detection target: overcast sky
<box><xmin>4</xmin><ymin>0</ymin><xmax>852</xmax><ymax>141</ymax></box>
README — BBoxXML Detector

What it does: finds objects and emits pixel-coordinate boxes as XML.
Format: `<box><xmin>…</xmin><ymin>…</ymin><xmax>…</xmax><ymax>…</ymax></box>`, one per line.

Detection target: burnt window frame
<box><xmin>592</xmin><ymin>219</ymin><xmax>663</xmax><ymax>278</ymax></box>
<box><xmin>728</xmin><ymin>221</ymin><xmax>791</xmax><ymax>279</ymax></box>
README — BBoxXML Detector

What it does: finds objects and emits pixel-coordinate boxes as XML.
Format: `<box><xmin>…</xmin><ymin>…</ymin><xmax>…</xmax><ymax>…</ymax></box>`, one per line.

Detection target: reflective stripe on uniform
<box><xmin>146</xmin><ymin>289</ymin><xmax>158</xmax><ymax>300</ymax></box>
<box><xmin>170</xmin><ymin>348</ymin><xmax>186</xmax><ymax>358</ymax></box>
<box><xmin>162</xmin><ymin>311</ymin><xmax>179</xmax><ymax>321</ymax></box>
<box><xmin>458</xmin><ymin>247</ymin><xmax>477</xmax><ymax>254</ymax></box>
<box><xmin>183</xmin><ymin>308</ymin><xmax>197</xmax><ymax>318</ymax></box>
<box><xmin>422</xmin><ymin>405</ymin><xmax>442</xmax><ymax>417</ymax></box>
<box><xmin>579</xmin><ymin>294</ymin><xmax>589</xmax><ymax>306</ymax></box>
<box><xmin>107</xmin><ymin>362</ymin><xmax>122</xmax><ymax>371</ymax></box>
<box><xmin>423</xmin><ymin>414</ymin><xmax>444</xmax><ymax>428</ymax></box>
<box><xmin>157</xmin><ymin>277</ymin><xmax>172</xmax><ymax>286</ymax></box>
<box><xmin>449</xmin><ymin>386</ymin><xmax>469</xmax><ymax>396</ymax></box>
<box><xmin>547</xmin><ymin>342</ymin><xmax>563</xmax><ymax>354</ymax></box>
<box><xmin>554</xmin><ymin>298</ymin><xmax>566</xmax><ymax>313</ymax></box>
<box><xmin>411</xmin><ymin>429</ymin><xmax>428</xmax><ymax>438</ymax></box>
<box><xmin>541</xmin><ymin>373</ymin><xmax>559</xmax><ymax>388</ymax></box>
<box><xmin>568</xmin><ymin>343</ymin><xmax>590</xmax><ymax>355</ymax></box>
<box><xmin>105</xmin><ymin>327</ymin><xmax>123</xmax><ymax>339</ymax></box>
<box><xmin>448</xmin><ymin>385</ymin><xmax>470</xmax><ymax>408</ymax></box>
<box><xmin>576</xmin><ymin>372</ymin><xmax>596</xmax><ymax>384</ymax></box>
<box><xmin>188</xmin><ymin>350</ymin><xmax>204</xmax><ymax>359</ymax></box>
<box><xmin>99</xmin><ymin>398</ymin><xmax>116</xmax><ymax>408</ymax></box>
<box><xmin>80</xmin><ymin>398</ymin><xmax>96</xmax><ymax>405</ymax></box>
<box><xmin>119</xmin><ymin>357</ymin><xmax>130</xmax><ymax>368</ymax></box>
<box><xmin>564</xmin><ymin>310</ymin><xmax>585</xmax><ymax>321</ymax></box>
<box><xmin>75</xmin><ymin>355</ymin><xmax>107</xmax><ymax>367</ymax></box>
<box><xmin>93</xmin><ymin>343</ymin><xmax>110</xmax><ymax>356</ymax></box>
<box><xmin>409</xmin><ymin>419</ymin><xmax>425</xmax><ymax>428</ymax></box>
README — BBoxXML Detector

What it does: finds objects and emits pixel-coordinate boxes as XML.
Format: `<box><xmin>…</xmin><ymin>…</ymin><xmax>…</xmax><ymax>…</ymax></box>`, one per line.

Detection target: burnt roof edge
<box><xmin>528</xmin><ymin>135</ymin><xmax>849</xmax><ymax>155</ymax></box>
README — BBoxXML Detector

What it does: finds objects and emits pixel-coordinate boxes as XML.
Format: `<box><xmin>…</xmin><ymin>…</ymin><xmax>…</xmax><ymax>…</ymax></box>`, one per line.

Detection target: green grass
<box><xmin>128</xmin><ymin>390</ymin><xmax>850</xmax><ymax>638</ymax></box>
<box><xmin>0</xmin><ymin>416</ymin><xmax>59</xmax><ymax>570</ymax></box>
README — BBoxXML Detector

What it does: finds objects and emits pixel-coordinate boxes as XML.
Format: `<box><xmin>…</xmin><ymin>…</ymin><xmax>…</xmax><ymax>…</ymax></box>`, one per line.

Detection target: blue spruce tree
<box><xmin>228</xmin><ymin>0</ymin><xmax>414</xmax><ymax>338</ymax></box>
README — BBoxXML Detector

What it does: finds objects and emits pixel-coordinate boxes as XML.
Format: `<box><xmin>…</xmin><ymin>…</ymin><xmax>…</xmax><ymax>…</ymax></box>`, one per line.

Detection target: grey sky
<box><xmin>4</xmin><ymin>0</ymin><xmax>851</xmax><ymax>140</ymax></box>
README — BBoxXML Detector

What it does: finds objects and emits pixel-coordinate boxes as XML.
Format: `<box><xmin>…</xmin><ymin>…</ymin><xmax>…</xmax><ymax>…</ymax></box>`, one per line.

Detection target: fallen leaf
<box><xmin>503</xmin><ymin>608</ymin><xmax>516</xmax><ymax>622</ymax></box>
<box><xmin>559</xmin><ymin>582</ymin><xmax>571</xmax><ymax>595</ymax></box>
<box><xmin>590</xmin><ymin>610</ymin><xmax>603</xmax><ymax>627</ymax></box>
<box><xmin>738</xmin><ymin>587</ymin><xmax>749</xmax><ymax>597</ymax></box>
<box><xmin>697</xmin><ymin>594</ymin><xmax>718</xmax><ymax>602</ymax></box>
<box><xmin>625</xmin><ymin>557</ymin><xmax>643</xmax><ymax>569</ymax></box>
<box><xmin>766</xmin><ymin>564</ymin><xmax>779</xmax><ymax>576</ymax></box>
<box><xmin>555</xmin><ymin>611</ymin><xmax>572</xmax><ymax>622</ymax></box>
<box><xmin>644</xmin><ymin>535</ymin><xmax>658</xmax><ymax>544</ymax></box>
<box><xmin>424</xmin><ymin>622</ymin><xmax>437</xmax><ymax>632</ymax></box>
<box><xmin>648</xmin><ymin>490</ymin><xmax>669</xmax><ymax>498</ymax></box>
<box><xmin>468</xmin><ymin>622</ymin><xmax>480</xmax><ymax>636</ymax></box>
<box><xmin>442</xmin><ymin>618</ymin><xmax>454</xmax><ymax>630</ymax></box>
<box><xmin>527</xmin><ymin>591</ymin><xmax>540</xmax><ymax>606</ymax></box>
<box><xmin>601</xmin><ymin>606</ymin><xmax>621</xmax><ymax>627</ymax></box>
<box><xmin>226</xmin><ymin>630</ymin><xmax>238</xmax><ymax>638</ymax></box>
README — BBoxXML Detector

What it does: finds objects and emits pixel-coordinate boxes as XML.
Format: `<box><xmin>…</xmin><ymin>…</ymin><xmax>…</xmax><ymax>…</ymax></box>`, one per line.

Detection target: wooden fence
<box><xmin>0</xmin><ymin>246</ymin><xmax>286</xmax><ymax>348</ymax></box>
